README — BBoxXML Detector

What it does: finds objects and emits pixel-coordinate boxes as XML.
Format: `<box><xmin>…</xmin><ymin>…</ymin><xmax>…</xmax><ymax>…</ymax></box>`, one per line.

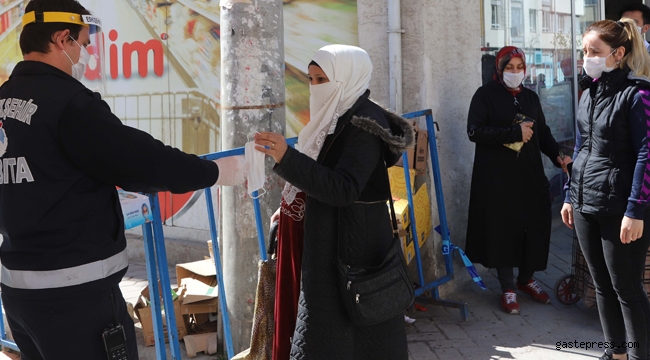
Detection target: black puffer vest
<box><xmin>570</xmin><ymin>68</ymin><xmax>650</xmax><ymax>215</ymax></box>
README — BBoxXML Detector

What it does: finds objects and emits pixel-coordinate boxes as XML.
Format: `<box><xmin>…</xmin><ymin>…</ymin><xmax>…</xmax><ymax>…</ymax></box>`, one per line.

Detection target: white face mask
<box><xmin>502</xmin><ymin>71</ymin><xmax>525</xmax><ymax>89</ymax></box>
<box><xmin>245</xmin><ymin>139</ymin><xmax>266</xmax><ymax>198</ymax></box>
<box><xmin>309</xmin><ymin>81</ymin><xmax>340</xmax><ymax>116</ymax></box>
<box><xmin>61</xmin><ymin>36</ymin><xmax>90</xmax><ymax>81</ymax></box>
<box><xmin>583</xmin><ymin>50</ymin><xmax>617</xmax><ymax>79</ymax></box>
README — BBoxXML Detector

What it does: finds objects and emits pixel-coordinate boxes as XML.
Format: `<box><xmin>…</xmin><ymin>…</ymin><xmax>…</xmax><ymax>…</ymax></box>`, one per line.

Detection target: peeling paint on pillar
<box><xmin>220</xmin><ymin>0</ymin><xmax>285</xmax><ymax>353</ymax></box>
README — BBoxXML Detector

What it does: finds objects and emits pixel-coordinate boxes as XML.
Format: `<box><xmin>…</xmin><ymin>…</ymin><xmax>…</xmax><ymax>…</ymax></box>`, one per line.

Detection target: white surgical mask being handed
<box><xmin>582</xmin><ymin>49</ymin><xmax>617</xmax><ymax>79</ymax></box>
<box><xmin>61</xmin><ymin>35</ymin><xmax>90</xmax><ymax>81</ymax></box>
<box><xmin>502</xmin><ymin>71</ymin><xmax>525</xmax><ymax>89</ymax></box>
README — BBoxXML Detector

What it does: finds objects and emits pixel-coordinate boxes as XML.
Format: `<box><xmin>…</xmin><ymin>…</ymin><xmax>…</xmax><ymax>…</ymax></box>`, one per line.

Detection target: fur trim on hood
<box><xmin>349</xmin><ymin>109</ymin><xmax>415</xmax><ymax>155</ymax></box>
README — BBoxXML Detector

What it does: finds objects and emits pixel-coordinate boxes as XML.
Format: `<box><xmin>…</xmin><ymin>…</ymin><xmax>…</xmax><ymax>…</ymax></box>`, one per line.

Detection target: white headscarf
<box><xmin>282</xmin><ymin>45</ymin><xmax>373</xmax><ymax>204</ymax></box>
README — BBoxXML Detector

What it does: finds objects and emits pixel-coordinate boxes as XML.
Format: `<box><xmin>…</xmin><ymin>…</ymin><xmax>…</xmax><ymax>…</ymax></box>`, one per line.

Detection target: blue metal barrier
<box><xmin>400</xmin><ymin>110</ymin><xmax>469</xmax><ymax>321</ymax></box>
<box><xmin>0</xmin><ymin>298</ymin><xmax>18</xmax><ymax>352</ymax></box>
<box><xmin>142</xmin><ymin>193</ymin><xmax>183</xmax><ymax>359</ymax></box>
<box><xmin>197</xmin><ymin>136</ymin><xmax>297</xmax><ymax>359</ymax></box>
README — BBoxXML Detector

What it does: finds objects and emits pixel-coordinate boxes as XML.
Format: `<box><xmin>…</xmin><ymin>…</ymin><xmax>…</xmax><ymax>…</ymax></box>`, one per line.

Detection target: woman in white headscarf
<box><xmin>255</xmin><ymin>45</ymin><xmax>414</xmax><ymax>360</ymax></box>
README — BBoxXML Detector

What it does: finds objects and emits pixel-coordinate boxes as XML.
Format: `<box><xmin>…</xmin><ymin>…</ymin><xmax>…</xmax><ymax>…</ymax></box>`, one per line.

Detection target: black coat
<box><xmin>464</xmin><ymin>80</ymin><xmax>561</xmax><ymax>270</ymax></box>
<box><xmin>274</xmin><ymin>92</ymin><xmax>414</xmax><ymax>360</ymax></box>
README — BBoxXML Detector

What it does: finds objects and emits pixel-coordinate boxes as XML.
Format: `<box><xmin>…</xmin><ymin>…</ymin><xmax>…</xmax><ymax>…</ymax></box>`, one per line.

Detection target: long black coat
<box><xmin>274</xmin><ymin>92</ymin><xmax>414</xmax><ymax>360</ymax></box>
<box><xmin>465</xmin><ymin>80</ymin><xmax>561</xmax><ymax>270</ymax></box>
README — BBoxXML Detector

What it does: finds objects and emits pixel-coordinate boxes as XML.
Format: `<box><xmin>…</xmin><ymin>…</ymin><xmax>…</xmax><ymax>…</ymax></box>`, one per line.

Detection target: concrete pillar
<box><xmin>220</xmin><ymin>0</ymin><xmax>285</xmax><ymax>352</ymax></box>
<box><xmin>358</xmin><ymin>0</ymin><xmax>481</xmax><ymax>295</ymax></box>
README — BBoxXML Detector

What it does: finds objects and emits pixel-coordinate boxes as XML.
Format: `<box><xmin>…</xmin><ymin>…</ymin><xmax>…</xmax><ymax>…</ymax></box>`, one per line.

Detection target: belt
<box><xmin>1</xmin><ymin>248</ymin><xmax>128</xmax><ymax>290</ymax></box>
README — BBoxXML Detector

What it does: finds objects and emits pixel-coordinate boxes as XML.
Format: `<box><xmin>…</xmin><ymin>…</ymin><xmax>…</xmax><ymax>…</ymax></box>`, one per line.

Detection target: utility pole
<box><xmin>220</xmin><ymin>0</ymin><xmax>285</xmax><ymax>353</ymax></box>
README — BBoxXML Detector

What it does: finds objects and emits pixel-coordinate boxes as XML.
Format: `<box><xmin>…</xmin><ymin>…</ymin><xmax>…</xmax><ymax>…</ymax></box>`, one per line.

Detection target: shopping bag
<box><xmin>232</xmin><ymin>222</ymin><xmax>278</xmax><ymax>360</ymax></box>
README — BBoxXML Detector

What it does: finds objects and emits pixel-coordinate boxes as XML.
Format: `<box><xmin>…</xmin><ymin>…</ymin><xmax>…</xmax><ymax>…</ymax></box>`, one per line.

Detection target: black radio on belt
<box><xmin>102</xmin><ymin>324</ymin><xmax>128</xmax><ymax>360</ymax></box>
<box><xmin>103</xmin><ymin>290</ymin><xmax>129</xmax><ymax>360</ymax></box>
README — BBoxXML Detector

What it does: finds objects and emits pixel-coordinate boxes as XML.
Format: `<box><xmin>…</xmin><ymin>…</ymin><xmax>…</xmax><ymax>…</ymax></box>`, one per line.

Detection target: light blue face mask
<box><xmin>245</xmin><ymin>132</ymin><xmax>266</xmax><ymax>199</ymax></box>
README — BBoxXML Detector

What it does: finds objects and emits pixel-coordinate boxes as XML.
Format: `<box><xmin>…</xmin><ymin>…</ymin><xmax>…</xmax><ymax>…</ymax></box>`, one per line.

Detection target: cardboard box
<box><xmin>176</xmin><ymin>259</ymin><xmax>218</xmax><ymax>306</ymax></box>
<box><xmin>395</xmin><ymin>124</ymin><xmax>429</xmax><ymax>175</ymax></box>
<box><xmin>390</xmin><ymin>198</ymin><xmax>415</xmax><ymax>264</ymax></box>
<box><xmin>414</xmin><ymin>127</ymin><xmax>429</xmax><ymax>174</ymax></box>
<box><xmin>207</xmin><ymin>240</ymin><xmax>214</xmax><ymax>264</ymax></box>
<box><xmin>134</xmin><ymin>286</ymin><xmax>188</xmax><ymax>347</ymax></box>
<box><xmin>117</xmin><ymin>190</ymin><xmax>153</xmax><ymax>230</ymax></box>
<box><xmin>180</xmin><ymin>297</ymin><xmax>219</xmax><ymax>316</ymax></box>
<box><xmin>0</xmin><ymin>351</ymin><xmax>20</xmax><ymax>360</ymax></box>
<box><xmin>388</xmin><ymin>167</ymin><xmax>417</xmax><ymax>200</ymax></box>
<box><xmin>184</xmin><ymin>331</ymin><xmax>218</xmax><ymax>357</ymax></box>
<box><xmin>388</xmin><ymin>184</ymin><xmax>432</xmax><ymax>264</ymax></box>
<box><xmin>391</xmin><ymin>197</ymin><xmax>410</xmax><ymax>230</ymax></box>
<box><xmin>401</xmin><ymin>223</ymin><xmax>415</xmax><ymax>265</ymax></box>
<box><xmin>412</xmin><ymin>183</ymin><xmax>432</xmax><ymax>247</ymax></box>
<box><xmin>0</xmin><ymin>347</ymin><xmax>20</xmax><ymax>360</ymax></box>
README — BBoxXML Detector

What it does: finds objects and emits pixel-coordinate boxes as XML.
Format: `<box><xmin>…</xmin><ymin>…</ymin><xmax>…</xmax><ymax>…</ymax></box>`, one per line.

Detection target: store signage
<box><xmin>85</xmin><ymin>29</ymin><xmax>165</xmax><ymax>80</ymax></box>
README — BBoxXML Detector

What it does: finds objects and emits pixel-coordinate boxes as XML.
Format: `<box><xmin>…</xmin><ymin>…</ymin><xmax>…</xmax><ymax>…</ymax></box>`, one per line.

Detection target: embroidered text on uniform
<box><xmin>0</xmin><ymin>98</ymin><xmax>38</xmax><ymax>125</ymax></box>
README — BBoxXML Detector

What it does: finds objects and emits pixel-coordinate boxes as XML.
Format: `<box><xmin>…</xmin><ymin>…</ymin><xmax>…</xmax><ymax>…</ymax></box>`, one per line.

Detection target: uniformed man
<box><xmin>0</xmin><ymin>0</ymin><xmax>245</xmax><ymax>359</ymax></box>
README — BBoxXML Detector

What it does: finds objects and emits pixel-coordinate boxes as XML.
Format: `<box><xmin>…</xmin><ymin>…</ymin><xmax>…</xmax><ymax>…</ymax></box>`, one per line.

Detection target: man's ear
<box><xmin>51</xmin><ymin>29</ymin><xmax>71</xmax><ymax>49</ymax></box>
<box><xmin>642</xmin><ymin>24</ymin><xmax>650</xmax><ymax>35</ymax></box>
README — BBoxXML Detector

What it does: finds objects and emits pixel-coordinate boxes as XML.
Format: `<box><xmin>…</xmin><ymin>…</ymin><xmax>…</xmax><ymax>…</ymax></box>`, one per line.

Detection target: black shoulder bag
<box><xmin>336</xmin><ymin>162</ymin><xmax>415</xmax><ymax>327</ymax></box>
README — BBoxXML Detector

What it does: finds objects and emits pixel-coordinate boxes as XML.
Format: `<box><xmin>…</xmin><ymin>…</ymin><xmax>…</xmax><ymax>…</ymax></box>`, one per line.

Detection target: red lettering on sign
<box><xmin>105</xmin><ymin>29</ymin><xmax>165</xmax><ymax>79</ymax></box>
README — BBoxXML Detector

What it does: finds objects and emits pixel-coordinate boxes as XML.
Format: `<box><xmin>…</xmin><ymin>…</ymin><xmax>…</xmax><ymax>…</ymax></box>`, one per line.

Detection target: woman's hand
<box><xmin>561</xmin><ymin>203</ymin><xmax>573</xmax><ymax>229</ymax></box>
<box><xmin>556</xmin><ymin>155</ymin><xmax>572</xmax><ymax>173</ymax></box>
<box><xmin>620</xmin><ymin>216</ymin><xmax>644</xmax><ymax>244</ymax></box>
<box><xmin>270</xmin><ymin>207</ymin><xmax>281</xmax><ymax>230</ymax></box>
<box><xmin>254</xmin><ymin>132</ymin><xmax>288</xmax><ymax>164</ymax></box>
<box><xmin>520</xmin><ymin>122</ymin><xmax>534</xmax><ymax>143</ymax></box>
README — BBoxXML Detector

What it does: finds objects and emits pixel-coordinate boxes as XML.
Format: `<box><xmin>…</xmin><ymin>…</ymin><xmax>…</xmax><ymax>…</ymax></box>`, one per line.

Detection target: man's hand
<box><xmin>213</xmin><ymin>155</ymin><xmax>246</xmax><ymax>186</ymax></box>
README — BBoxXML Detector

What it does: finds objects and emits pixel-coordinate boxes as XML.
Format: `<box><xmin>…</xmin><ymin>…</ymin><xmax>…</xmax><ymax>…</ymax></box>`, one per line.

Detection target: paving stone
<box><xmin>436</xmin><ymin>323</ymin><xmax>469</xmax><ymax>340</ymax></box>
<box><xmin>464</xmin><ymin>328</ymin><xmax>497</xmax><ymax>347</ymax></box>
<box><xmin>408</xmin><ymin>342</ymin><xmax>439</xmax><ymax>360</ymax></box>
<box><xmin>457</xmin><ymin>345</ymin><xmax>500</xmax><ymax>359</ymax></box>
<box><xmin>426</xmin><ymin>338</ymin><xmax>477</xmax><ymax>349</ymax></box>
<box><xmin>433</xmin><ymin>348</ymin><xmax>463</xmax><ymax>359</ymax></box>
<box><xmin>413</xmin><ymin>320</ymin><xmax>440</xmax><ymax>333</ymax></box>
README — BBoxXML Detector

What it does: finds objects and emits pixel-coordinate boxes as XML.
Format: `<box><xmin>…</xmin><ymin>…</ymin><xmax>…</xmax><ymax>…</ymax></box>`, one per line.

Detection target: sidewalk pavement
<box><xmin>121</xmin><ymin>220</ymin><xmax>607</xmax><ymax>360</ymax></box>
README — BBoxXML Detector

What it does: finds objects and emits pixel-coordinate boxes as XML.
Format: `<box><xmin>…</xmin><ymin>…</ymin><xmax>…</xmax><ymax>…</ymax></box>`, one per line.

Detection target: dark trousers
<box><xmin>574</xmin><ymin>211</ymin><xmax>650</xmax><ymax>360</ymax></box>
<box><xmin>496</xmin><ymin>267</ymin><xmax>535</xmax><ymax>292</ymax></box>
<box><xmin>2</xmin><ymin>284</ymin><xmax>138</xmax><ymax>360</ymax></box>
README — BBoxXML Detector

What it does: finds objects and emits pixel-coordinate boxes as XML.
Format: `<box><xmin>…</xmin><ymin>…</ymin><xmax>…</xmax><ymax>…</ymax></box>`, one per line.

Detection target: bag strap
<box><xmin>383</xmin><ymin>155</ymin><xmax>400</xmax><ymax>238</ymax></box>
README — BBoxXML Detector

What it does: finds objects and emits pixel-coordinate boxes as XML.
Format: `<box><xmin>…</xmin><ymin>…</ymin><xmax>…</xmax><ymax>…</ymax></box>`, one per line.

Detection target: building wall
<box><xmin>359</xmin><ymin>0</ymin><xmax>482</xmax><ymax>294</ymax></box>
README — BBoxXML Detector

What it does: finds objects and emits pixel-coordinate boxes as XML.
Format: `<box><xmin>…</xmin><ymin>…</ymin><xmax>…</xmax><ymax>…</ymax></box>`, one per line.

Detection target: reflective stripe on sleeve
<box><xmin>1</xmin><ymin>248</ymin><xmax>128</xmax><ymax>290</ymax></box>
